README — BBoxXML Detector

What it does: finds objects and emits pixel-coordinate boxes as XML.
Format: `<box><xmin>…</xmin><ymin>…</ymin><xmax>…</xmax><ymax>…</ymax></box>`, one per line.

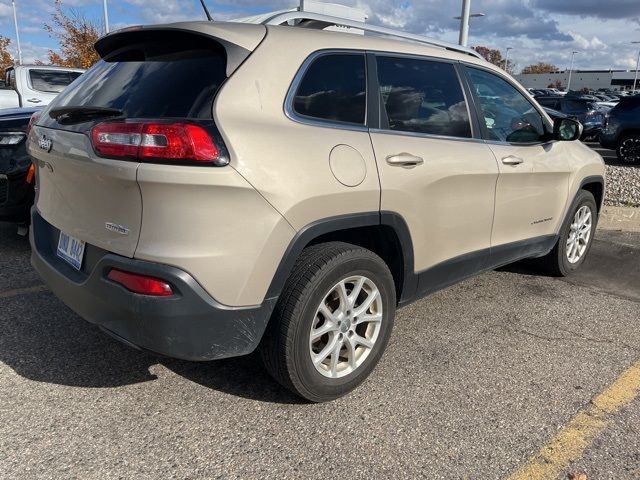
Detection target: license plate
<box><xmin>57</xmin><ymin>231</ymin><xmax>86</xmax><ymax>271</ymax></box>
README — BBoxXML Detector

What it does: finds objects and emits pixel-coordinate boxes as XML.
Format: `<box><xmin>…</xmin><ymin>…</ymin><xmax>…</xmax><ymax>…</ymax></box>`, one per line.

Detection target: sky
<box><xmin>0</xmin><ymin>0</ymin><xmax>639</xmax><ymax>73</ymax></box>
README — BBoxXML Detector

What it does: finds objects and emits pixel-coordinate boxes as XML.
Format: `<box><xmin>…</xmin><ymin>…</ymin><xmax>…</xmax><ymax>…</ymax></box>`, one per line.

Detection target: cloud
<box><xmin>531</xmin><ymin>0</ymin><xmax>640</xmax><ymax>20</ymax></box>
<box><xmin>0</xmin><ymin>2</ymin><xmax>12</xmax><ymax>18</ymax></box>
<box><xmin>570</xmin><ymin>32</ymin><xmax>607</xmax><ymax>51</ymax></box>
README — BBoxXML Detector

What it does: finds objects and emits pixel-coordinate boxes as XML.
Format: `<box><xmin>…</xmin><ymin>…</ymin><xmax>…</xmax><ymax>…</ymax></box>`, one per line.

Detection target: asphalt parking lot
<box><xmin>2</xmin><ymin>162</ymin><xmax>640</xmax><ymax>480</ymax></box>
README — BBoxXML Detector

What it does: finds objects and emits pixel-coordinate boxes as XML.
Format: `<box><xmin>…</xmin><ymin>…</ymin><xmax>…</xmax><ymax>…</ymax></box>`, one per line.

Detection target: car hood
<box><xmin>0</xmin><ymin>107</ymin><xmax>42</xmax><ymax>120</ymax></box>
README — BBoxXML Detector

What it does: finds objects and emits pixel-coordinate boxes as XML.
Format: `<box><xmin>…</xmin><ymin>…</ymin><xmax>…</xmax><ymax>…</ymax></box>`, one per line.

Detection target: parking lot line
<box><xmin>508</xmin><ymin>359</ymin><xmax>640</xmax><ymax>480</ymax></box>
<box><xmin>0</xmin><ymin>285</ymin><xmax>47</xmax><ymax>299</ymax></box>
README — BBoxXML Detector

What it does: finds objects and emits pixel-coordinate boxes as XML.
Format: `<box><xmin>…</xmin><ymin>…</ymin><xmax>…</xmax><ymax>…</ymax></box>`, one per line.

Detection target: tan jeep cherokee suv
<box><xmin>27</xmin><ymin>18</ymin><xmax>605</xmax><ymax>402</ymax></box>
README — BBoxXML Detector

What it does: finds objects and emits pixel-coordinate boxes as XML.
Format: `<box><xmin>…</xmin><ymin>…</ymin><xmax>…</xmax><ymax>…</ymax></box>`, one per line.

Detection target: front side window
<box><xmin>466</xmin><ymin>67</ymin><xmax>546</xmax><ymax>143</ymax></box>
<box><xmin>376</xmin><ymin>56</ymin><xmax>472</xmax><ymax>138</ymax></box>
<box><xmin>293</xmin><ymin>53</ymin><xmax>366</xmax><ymax>125</ymax></box>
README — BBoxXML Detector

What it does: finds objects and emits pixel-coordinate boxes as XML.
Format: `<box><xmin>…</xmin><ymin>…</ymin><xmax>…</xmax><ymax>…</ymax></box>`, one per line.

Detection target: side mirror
<box><xmin>554</xmin><ymin>118</ymin><xmax>583</xmax><ymax>141</ymax></box>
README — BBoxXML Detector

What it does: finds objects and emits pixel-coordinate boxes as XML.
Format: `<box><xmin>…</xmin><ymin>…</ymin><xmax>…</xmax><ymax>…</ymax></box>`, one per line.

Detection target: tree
<box><xmin>0</xmin><ymin>36</ymin><xmax>14</xmax><ymax>74</ymax></box>
<box><xmin>473</xmin><ymin>46</ymin><xmax>516</xmax><ymax>74</ymax></box>
<box><xmin>521</xmin><ymin>62</ymin><xmax>559</xmax><ymax>74</ymax></box>
<box><xmin>44</xmin><ymin>0</ymin><xmax>100</xmax><ymax>69</ymax></box>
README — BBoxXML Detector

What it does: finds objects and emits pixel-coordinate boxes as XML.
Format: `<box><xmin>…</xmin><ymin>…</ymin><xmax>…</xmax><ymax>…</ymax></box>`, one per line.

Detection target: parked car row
<box><xmin>600</xmin><ymin>95</ymin><xmax>640</xmax><ymax>164</ymax></box>
<box><xmin>535</xmin><ymin>96</ymin><xmax>606</xmax><ymax>141</ymax></box>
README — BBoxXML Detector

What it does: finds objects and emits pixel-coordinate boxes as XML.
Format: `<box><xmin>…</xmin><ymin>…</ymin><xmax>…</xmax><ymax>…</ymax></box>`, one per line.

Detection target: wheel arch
<box><xmin>618</xmin><ymin>128</ymin><xmax>640</xmax><ymax>141</ymax></box>
<box><xmin>580</xmin><ymin>175</ymin><xmax>605</xmax><ymax>213</ymax></box>
<box><xmin>265</xmin><ymin>211</ymin><xmax>417</xmax><ymax>306</ymax></box>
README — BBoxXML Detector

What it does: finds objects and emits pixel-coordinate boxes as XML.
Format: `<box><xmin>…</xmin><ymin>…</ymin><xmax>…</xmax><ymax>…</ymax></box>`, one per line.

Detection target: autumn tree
<box><xmin>44</xmin><ymin>0</ymin><xmax>100</xmax><ymax>69</ymax></box>
<box><xmin>473</xmin><ymin>46</ymin><xmax>516</xmax><ymax>74</ymax></box>
<box><xmin>0</xmin><ymin>36</ymin><xmax>15</xmax><ymax>74</ymax></box>
<box><xmin>521</xmin><ymin>62</ymin><xmax>559</xmax><ymax>74</ymax></box>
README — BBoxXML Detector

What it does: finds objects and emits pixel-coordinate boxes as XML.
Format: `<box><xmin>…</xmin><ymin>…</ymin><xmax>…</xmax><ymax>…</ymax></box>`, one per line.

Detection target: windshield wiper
<box><xmin>49</xmin><ymin>106</ymin><xmax>123</xmax><ymax>124</ymax></box>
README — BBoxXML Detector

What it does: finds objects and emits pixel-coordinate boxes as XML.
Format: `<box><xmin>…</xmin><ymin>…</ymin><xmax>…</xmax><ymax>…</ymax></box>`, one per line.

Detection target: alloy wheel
<box><xmin>309</xmin><ymin>275</ymin><xmax>383</xmax><ymax>378</ymax></box>
<box><xmin>619</xmin><ymin>137</ymin><xmax>640</xmax><ymax>164</ymax></box>
<box><xmin>566</xmin><ymin>205</ymin><xmax>593</xmax><ymax>264</ymax></box>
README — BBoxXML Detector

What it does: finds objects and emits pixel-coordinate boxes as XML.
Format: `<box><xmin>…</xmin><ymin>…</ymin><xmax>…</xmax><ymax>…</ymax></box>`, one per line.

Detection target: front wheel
<box><xmin>534</xmin><ymin>190</ymin><xmax>597</xmax><ymax>276</ymax></box>
<box><xmin>617</xmin><ymin>134</ymin><xmax>640</xmax><ymax>164</ymax></box>
<box><xmin>260</xmin><ymin>242</ymin><xmax>396</xmax><ymax>402</ymax></box>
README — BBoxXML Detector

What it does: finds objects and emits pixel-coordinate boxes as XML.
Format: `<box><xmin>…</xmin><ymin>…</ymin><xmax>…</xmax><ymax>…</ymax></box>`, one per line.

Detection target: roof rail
<box><xmin>262</xmin><ymin>11</ymin><xmax>483</xmax><ymax>59</ymax></box>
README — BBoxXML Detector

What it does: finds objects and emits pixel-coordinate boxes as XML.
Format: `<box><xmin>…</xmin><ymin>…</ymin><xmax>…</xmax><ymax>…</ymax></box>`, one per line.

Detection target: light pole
<box><xmin>454</xmin><ymin>1</ymin><xmax>485</xmax><ymax>47</ymax></box>
<box><xmin>567</xmin><ymin>51</ymin><xmax>578</xmax><ymax>92</ymax></box>
<box><xmin>504</xmin><ymin>47</ymin><xmax>513</xmax><ymax>72</ymax></box>
<box><xmin>11</xmin><ymin>0</ymin><xmax>22</xmax><ymax>65</ymax></box>
<box><xmin>102</xmin><ymin>0</ymin><xmax>110</xmax><ymax>34</ymax></box>
<box><xmin>632</xmin><ymin>41</ymin><xmax>640</xmax><ymax>94</ymax></box>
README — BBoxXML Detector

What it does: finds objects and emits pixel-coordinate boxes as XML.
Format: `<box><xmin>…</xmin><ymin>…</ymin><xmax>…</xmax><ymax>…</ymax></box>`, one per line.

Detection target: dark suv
<box><xmin>536</xmin><ymin>96</ymin><xmax>606</xmax><ymax>140</ymax></box>
<box><xmin>0</xmin><ymin>107</ymin><xmax>39</xmax><ymax>227</ymax></box>
<box><xmin>600</xmin><ymin>96</ymin><xmax>640</xmax><ymax>164</ymax></box>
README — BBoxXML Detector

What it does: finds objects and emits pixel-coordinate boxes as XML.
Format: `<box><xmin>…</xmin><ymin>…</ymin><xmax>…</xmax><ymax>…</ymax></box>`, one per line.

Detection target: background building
<box><xmin>515</xmin><ymin>70</ymin><xmax>640</xmax><ymax>91</ymax></box>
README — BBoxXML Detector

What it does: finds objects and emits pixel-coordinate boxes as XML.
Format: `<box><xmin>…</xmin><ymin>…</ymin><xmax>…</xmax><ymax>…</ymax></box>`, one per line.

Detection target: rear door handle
<box><xmin>26</xmin><ymin>98</ymin><xmax>42</xmax><ymax>103</ymax></box>
<box><xmin>386</xmin><ymin>153</ymin><xmax>424</xmax><ymax>167</ymax></box>
<box><xmin>502</xmin><ymin>155</ymin><xmax>524</xmax><ymax>166</ymax></box>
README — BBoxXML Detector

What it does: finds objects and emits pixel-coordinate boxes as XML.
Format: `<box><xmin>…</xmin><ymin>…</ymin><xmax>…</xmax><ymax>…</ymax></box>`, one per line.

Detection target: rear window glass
<box><xmin>293</xmin><ymin>54</ymin><xmax>366</xmax><ymax>125</ymax></box>
<box><xmin>49</xmin><ymin>37</ymin><xmax>227</xmax><ymax>120</ymax></box>
<box><xmin>29</xmin><ymin>70</ymin><xmax>82</xmax><ymax>93</ymax></box>
<box><xmin>376</xmin><ymin>56</ymin><xmax>471</xmax><ymax>138</ymax></box>
<box><xmin>563</xmin><ymin>100</ymin><xmax>588</xmax><ymax>112</ymax></box>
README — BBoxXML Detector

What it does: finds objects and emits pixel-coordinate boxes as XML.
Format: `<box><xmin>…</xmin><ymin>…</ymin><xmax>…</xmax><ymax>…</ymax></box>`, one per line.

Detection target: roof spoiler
<box><xmin>94</xmin><ymin>23</ymin><xmax>267</xmax><ymax>77</ymax></box>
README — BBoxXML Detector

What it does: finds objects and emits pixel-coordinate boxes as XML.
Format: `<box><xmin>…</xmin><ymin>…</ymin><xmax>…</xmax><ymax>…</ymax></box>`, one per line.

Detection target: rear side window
<box><xmin>292</xmin><ymin>53</ymin><xmax>366</xmax><ymax>125</ymax></box>
<box><xmin>49</xmin><ymin>35</ymin><xmax>227</xmax><ymax>120</ymax></box>
<box><xmin>29</xmin><ymin>70</ymin><xmax>82</xmax><ymax>93</ymax></box>
<box><xmin>537</xmin><ymin>98</ymin><xmax>560</xmax><ymax>110</ymax></box>
<box><xmin>376</xmin><ymin>56</ymin><xmax>472</xmax><ymax>138</ymax></box>
<box><xmin>563</xmin><ymin>100</ymin><xmax>588</xmax><ymax>113</ymax></box>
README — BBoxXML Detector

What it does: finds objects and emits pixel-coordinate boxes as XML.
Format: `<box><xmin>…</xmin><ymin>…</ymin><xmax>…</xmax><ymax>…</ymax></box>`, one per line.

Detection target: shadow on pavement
<box><xmin>0</xmin><ymin>289</ymin><xmax>299</xmax><ymax>403</ymax></box>
<box><xmin>500</xmin><ymin>230</ymin><xmax>640</xmax><ymax>303</ymax></box>
<box><xmin>164</xmin><ymin>354</ymin><xmax>304</xmax><ymax>405</ymax></box>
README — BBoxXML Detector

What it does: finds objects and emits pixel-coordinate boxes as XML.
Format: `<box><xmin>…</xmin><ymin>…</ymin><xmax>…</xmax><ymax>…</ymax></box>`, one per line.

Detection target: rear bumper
<box><xmin>0</xmin><ymin>171</ymin><xmax>34</xmax><ymax>223</ymax></box>
<box><xmin>581</xmin><ymin>126</ymin><xmax>602</xmax><ymax>140</ymax></box>
<box><xmin>30</xmin><ymin>210</ymin><xmax>277</xmax><ymax>361</ymax></box>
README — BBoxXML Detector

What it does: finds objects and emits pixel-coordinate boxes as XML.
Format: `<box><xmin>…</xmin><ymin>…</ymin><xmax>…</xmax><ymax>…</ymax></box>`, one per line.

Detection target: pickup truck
<box><xmin>0</xmin><ymin>65</ymin><xmax>84</xmax><ymax>110</ymax></box>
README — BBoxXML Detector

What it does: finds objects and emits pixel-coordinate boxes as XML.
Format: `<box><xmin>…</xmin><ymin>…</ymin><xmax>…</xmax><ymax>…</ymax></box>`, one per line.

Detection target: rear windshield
<box><xmin>48</xmin><ymin>35</ymin><xmax>227</xmax><ymax>120</ymax></box>
<box><xmin>29</xmin><ymin>70</ymin><xmax>82</xmax><ymax>93</ymax></box>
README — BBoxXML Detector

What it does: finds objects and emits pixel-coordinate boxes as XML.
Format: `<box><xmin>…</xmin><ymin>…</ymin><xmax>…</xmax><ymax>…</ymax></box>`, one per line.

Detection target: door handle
<box><xmin>502</xmin><ymin>155</ymin><xmax>524</xmax><ymax>166</ymax></box>
<box><xmin>26</xmin><ymin>98</ymin><xmax>42</xmax><ymax>103</ymax></box>
<box><xmin>386</xmin><ymin>153</ymin><xmax>424</xmax><ymax>167</ymax></box>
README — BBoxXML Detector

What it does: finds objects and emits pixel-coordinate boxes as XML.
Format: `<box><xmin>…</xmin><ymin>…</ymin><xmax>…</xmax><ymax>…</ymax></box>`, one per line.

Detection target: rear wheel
<box><xmin>616</xmin><ymin>134</ymin><xmax>640</xmax><ymax>164</ymax></box>
<box><xmin>534</xmin><ymin>190</ymin><xmax>597</xmax><ymax>276</ymax></box>
<box><xmin>260</xmin><ymin>242</ymin><xmax>396</xmax><ymax>402</ymax></box>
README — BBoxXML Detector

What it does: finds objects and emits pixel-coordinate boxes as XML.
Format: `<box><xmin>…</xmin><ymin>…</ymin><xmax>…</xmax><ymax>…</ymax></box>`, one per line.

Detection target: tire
<box><xmin>260</xmin><ymin>242</ymin><xmax>396</xmax><ymax>402</ymax></box>
<box><xmin>616</xmin><ymin>134</ymin><xmax>640</xmax><ymax>165</ymax></box>
<box><xmin>534</xmin><ymin>190</ymin><xmax>597</xmax><ymax>276</ymax></box>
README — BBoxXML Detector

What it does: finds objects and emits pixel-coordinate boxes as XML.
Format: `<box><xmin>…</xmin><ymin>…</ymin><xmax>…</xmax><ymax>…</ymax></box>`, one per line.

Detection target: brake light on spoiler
<box><xmin>90</xmin><ymin>121</ymin><xmax>228</xmax><ymax>166</ymax></box>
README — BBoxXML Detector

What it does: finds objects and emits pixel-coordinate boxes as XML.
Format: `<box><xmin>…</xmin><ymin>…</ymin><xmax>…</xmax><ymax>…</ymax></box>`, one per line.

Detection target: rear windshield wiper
<box><xmin>49</xmin><ymin>106</ymin><xmax>123</xmax><ymax>124</ymax></box>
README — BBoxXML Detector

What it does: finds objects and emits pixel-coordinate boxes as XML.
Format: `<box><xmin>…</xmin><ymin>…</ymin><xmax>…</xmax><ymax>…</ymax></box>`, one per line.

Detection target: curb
<box><xmin>599</xmin><ymin>206</ymin><xmax>640</xmax><ymax>233</ymax></box>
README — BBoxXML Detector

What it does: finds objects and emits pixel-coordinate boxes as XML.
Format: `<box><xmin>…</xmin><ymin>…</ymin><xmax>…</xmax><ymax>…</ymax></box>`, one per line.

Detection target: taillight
<box><xmin>26</xmin><ymin>163</ymin><xmax>36</xmax><ymax>184</ymax></box>
<box><xmin>26</xmin><ymin>111</ymin><xmax>40</xmax><ymax>136</ymax></box>
<box><xmin>107</xmin><ymin>268</ymin><xmax>173</xmax><ymax>297</ymax></box>
<box><xmin>91</xmin><ymin>121</ymin><xmax>226</xmax><ymax>166</ymax></box>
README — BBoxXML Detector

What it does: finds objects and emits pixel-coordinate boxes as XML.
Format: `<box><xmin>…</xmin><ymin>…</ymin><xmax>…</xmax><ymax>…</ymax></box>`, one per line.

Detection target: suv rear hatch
<box><xmin>28</xmin><ymin>23</ymin><xmax>265</xmax><ymax>258</ymax></box>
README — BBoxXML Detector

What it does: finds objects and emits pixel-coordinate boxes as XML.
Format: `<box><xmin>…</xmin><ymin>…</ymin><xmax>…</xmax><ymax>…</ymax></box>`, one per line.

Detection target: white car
<box><xmin>0</xmin><ymin>65</ymin><xmax>84</xmax><ymax>110</ymax></box>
